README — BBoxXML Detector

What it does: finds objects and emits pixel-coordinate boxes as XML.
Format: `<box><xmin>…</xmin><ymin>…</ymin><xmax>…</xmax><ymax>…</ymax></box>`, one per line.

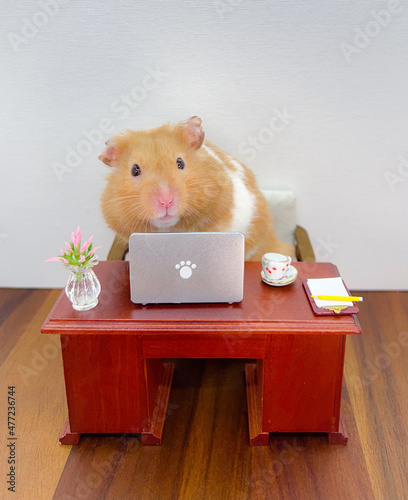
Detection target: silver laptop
<box><xmin>129</xmin><ymin>232</ymin><xmax>245</xmax><ymax>304</ymax></box>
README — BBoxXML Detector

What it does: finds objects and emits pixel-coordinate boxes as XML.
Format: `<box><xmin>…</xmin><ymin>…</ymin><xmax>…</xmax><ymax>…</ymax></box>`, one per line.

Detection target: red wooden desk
<box><xmin>41</xmin><ymin>261</ymin><xmax>361</xmax><ymax>446</ymax></box>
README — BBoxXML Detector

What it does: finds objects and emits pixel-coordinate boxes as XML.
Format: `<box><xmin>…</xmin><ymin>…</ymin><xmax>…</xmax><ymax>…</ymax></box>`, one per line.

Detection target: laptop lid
<box><xmin>129</xmin><ymin>232</ymin><xmax>245</xmax><ymax>304</ymax></box>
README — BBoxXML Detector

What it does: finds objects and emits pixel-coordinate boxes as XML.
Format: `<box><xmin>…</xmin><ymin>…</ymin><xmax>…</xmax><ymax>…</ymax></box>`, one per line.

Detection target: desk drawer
<box><xmin>142</xmin><ymin>336</ymin><xmax>267</xmax><ymax>358</ymax></box>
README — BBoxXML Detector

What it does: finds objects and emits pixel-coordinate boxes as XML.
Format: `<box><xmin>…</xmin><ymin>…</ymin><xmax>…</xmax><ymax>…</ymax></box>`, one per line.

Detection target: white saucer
<box><xmin>261</xmin><ymin>265</ymin><xmax>298</xmax><ymax>287</ymax></box>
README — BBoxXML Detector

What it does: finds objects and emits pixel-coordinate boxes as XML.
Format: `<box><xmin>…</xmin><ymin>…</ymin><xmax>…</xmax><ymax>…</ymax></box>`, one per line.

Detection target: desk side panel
<box><xmin>60</xmin><ymin>335</ymin><xmax>146</xmax><ymax>434</ymax></box>
<box><xmin>262</xmin><ymin>334</ymin><xmax>345</xmax><ymax>433</ymax></box>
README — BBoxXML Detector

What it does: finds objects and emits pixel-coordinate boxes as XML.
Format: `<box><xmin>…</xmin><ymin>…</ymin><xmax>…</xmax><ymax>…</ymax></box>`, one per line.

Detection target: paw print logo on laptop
<box><xmin>175</xmin><ymin>261</ymin><xmax>196</xmax><ymax>279</ymax></box>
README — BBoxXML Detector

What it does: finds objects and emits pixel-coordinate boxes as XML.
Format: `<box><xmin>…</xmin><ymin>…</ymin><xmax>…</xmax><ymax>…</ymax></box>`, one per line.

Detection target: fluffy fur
<box><xmin>100</xmin><ymin>117</ymin><xmax>294</xmax><ymax>260</ymax></box>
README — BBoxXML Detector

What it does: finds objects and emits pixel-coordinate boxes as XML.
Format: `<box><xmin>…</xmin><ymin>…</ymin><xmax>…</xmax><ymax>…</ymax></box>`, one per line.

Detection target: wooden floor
<box><xmin>0</xmin><ymin>288</ymin><xmax>407</xmax><ymax>500</ymax></box>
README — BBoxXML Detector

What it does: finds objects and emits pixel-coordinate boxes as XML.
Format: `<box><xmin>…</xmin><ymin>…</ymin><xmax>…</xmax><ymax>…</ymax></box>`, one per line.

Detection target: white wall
<box><xmin>1</xmin><ymin>0</ymin><xmax>407</xmax><ymax>290</ymax></box>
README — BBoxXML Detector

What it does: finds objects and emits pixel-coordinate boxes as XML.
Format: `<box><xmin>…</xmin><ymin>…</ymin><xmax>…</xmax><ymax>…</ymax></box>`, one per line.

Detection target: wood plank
<box><xmin>1</xmin><ymin>289</ymin><xmax>406</xmax><ymax>499</ymax></box>
<box><xmin>53</xmin><ymin>359</ymin><xmax>374</xmax><ymax>500</ymax></box>
<box><xmin>345</xmin><ymin>291</ymin><xmax>408</xmax><ymax>500</ymax></box>
<box><xmin>0</xmin><ymin>289</ymin><xmax>32</xmax><ymax>328</ymax></box>
<box><xmin>0</xmin><ymin>289</ymin><xmax>35</xmax><ymax>366</ymax></box>
<box><xmin>0</xmin><ymin>289</ymin><xmax>71</xmax><ymax>500</ymax></box>
<box><xmin>53</xmin><ymin>358</ymin><xmax>206</xmax><ymax>500</ymax></box>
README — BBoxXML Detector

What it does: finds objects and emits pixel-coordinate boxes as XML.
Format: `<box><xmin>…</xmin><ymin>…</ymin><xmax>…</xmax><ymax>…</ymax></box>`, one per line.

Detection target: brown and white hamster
<box><xmin>99</xmin><ymin>116</ymin><xmax>294</xmax><ymax>261</ymax></box>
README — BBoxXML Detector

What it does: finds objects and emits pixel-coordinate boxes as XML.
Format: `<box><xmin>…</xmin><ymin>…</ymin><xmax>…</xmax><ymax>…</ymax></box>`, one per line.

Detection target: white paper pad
<box><xmin>307</xmin><ymin>277</ymin><xmax>351</xmax><ymax>308</ymax></box>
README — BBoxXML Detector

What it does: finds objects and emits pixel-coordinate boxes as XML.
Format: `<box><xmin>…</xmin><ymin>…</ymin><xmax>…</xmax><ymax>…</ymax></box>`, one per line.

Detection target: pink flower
<box><xmin>81</xmin><ymin>236</ymin><xmax>93</xmax><ymax>253</ymax></box>
<box><xmin>45</xmin><ymin>256</ymin><xmax>69</xmax><ymax>263</ymax></box>
<box><xmin>45</xmin><ymin>257</ymin><xmax>63</xmax><ymax>262</ymax></box>
<box><xmin>45</xmin><ymin>226</ymin><xmax>100</xmax><ymax>269</ymax></box>
<box><xmin>88</xmin><ymin>245</ymin><xmax>102</xmax><ymax>256</ymax></box>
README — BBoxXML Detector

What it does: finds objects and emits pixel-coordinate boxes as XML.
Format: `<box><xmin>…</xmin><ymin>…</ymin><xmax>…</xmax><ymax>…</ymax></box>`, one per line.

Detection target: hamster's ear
<box><xmin>98</xmin><ymin>140</ymin><xmax>118</xmax><ymax>166</ymax></box>
<box><xmin>179</xmin><ymin>116</ymin><xmax>205</xmax><ymax>149</ymax></box>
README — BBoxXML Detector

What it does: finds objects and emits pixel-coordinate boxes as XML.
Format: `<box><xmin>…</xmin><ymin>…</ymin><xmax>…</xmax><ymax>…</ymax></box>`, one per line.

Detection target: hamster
<box><xmin>99</xmin><ymin>116</ymin><xmax>294</xmax><ymax>261</ymax></box>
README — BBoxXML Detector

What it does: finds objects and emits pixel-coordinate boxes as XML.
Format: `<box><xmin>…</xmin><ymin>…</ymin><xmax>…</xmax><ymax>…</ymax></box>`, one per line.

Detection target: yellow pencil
<box><xmin>311</xmin><ymin>295</ymin><xmax>363</xmax><ymax>302</ymax></box>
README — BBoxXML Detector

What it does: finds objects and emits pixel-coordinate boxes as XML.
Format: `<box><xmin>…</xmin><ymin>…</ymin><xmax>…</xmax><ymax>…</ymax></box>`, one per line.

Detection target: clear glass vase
<box><xmin>65</xmin><ymin>265</ymin><xmax>101</xmax><ymax>311</ymax></box>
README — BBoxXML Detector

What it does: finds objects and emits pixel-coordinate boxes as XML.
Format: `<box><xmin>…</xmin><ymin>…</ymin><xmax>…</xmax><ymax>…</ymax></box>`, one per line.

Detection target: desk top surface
<box><xmin>41</xmin><ymin>261</ymin><xmax>361</xmax><ymax>335</ymax></box>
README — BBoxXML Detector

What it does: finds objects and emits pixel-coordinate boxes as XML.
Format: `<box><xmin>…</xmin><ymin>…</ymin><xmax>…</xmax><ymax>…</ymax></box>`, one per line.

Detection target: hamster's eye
<box><xmin>176</xmin><ymin>157</ymin><xmax>185</xmax><ymax>170</ymax></box>
<box><xmin>131</xmin><ymin>164</ymin><xmax>141</xmax><ymax>177</ymax></box>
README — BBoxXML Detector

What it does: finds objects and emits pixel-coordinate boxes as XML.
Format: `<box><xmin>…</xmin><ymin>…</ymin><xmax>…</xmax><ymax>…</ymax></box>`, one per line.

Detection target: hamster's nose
<box><xmin>158</xmin><ymin>192</ymin><xmax>174</xmax><ymax>208</ymax></box>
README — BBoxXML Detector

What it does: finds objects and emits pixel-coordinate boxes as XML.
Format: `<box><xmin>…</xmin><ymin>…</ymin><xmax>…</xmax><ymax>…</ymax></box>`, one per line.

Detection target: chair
<box><xmin>107</xmin><ymin>189</ymin><xmax>315</xmax><ymax>262</ymax></box>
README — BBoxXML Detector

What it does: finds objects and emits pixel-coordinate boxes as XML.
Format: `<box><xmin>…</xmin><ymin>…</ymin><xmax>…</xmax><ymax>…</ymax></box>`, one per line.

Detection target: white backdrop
<box><xmin>1</xmin><ymin>0</ymin><xmax>407</xmax><ymax>289</ymax></box>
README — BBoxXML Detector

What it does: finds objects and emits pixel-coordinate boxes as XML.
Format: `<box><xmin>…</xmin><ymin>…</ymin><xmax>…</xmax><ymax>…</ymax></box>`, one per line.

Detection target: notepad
<box><xmin>307</xmin><ymin>277</ymin><xmax>351</xmax><ymax>308</ymax></box>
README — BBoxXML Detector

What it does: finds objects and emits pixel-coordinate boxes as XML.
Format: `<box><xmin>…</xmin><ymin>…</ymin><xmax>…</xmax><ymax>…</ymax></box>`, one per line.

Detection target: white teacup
<box><xmin>262</xmin><ymin>253</ymin><xmax>292</xmax><ymax>281</ymax></box>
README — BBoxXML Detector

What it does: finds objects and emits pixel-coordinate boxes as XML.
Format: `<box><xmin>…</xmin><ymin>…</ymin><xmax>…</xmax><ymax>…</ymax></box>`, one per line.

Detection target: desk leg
<box><xmin>245</xmin><ymin>361</ymin><xmax>269</xmax><ymax>445</ymax></box>
<box><xmin>59</xmin><ymin>335</ymin><xmax>174</xmax><ymax>445</ymax></box>
<box><xmin>59</xmin><ymin>418</ymin><xmax>81</xmax><ymax>445</ymax></box>
<box><xmin>260</xmin><ymin>334</ymin><xmax>347</xmax><ymax>443</ymax></box>
<box><xmin>141</xmin><ymin>361</ymin><xmax>174</xmax><ymax>445</ymax></box>
<box><xmin>328</xmin><ymin>414</ymin><xmax>348</xmax><ymax>444</ymax></box>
